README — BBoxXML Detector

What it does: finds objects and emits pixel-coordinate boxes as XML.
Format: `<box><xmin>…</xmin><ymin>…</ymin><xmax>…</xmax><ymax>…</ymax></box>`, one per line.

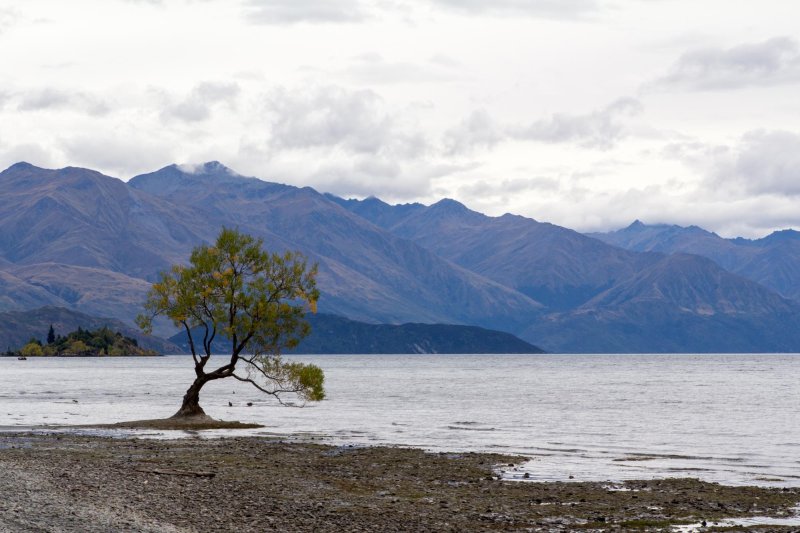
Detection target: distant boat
<box><xmin>17</xmin><ymin>356</ymin><xmax>27</xmax><ymax>360</ymax></box>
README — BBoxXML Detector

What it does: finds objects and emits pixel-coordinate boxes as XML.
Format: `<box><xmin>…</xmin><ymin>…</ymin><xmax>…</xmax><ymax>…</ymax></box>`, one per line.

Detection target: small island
<box><xmin>8</xmin><ymin>325</ymin><xmax>159</xmax><ymax>357</ymax></box>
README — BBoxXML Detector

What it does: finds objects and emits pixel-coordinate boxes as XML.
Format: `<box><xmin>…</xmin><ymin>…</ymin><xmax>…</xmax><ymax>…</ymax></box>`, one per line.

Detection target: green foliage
<box><xmin>138</xmin><ymin>227</ymin><xmax>325</xmax><ymax>407</ymax></box>
<box><xmin>47</xmin><ymin>324</ymin><xmax>55</xmax><ymax>345</ymax></box>
<box><xmin>68</xmin><ymin>340</ymin><xmax>89</xmax><ymax>355</ymax></box>
<box><xmin>20</xmin><ymin>342</ymin><xmax>44</xmax><ymax>357</ymax></box>
<box><xmin>26</xmin><ymin>337</ymin><xmax>42</xmax><ymax>347</ymax></box>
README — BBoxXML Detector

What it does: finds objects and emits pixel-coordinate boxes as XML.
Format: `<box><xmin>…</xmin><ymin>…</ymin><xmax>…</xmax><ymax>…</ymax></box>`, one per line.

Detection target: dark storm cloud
<box><xmin>429</xmin><ymin>0</ymin><xmax>598</xmax><ymax>19</ymax></box>
<box><xmin>243</xmin><ymin>0</ymin><xmax>369</xmax><ymax>24</ymax></box>
<box><xmin>652</xmin><ymin>37</ymin><xmax>800</xmax><ymax>91</ymax></box>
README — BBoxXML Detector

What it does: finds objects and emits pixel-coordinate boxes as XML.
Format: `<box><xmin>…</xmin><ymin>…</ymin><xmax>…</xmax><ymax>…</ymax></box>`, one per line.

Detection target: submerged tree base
<box><xmin>107</xmin><ymin>416</ymin><xmax>264</xmax><ymax>430</ymax></box>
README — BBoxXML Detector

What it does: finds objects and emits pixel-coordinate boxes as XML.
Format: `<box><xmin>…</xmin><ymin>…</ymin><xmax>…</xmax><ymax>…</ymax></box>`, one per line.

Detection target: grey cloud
<box><xmin>444</xmin><ymin>98</ymin><xmax>643</xmax><ymax>154</ymax></box>
<box><xmin>443</xmin><ymin>109</ymin><xmax>503</xmax><ymax>155</ymax></box>
<box><xmin>652</xmin><ymin>37</ymin><xmax>800</xmax><ymax>91</ymax></box>
<box><xmin>266</xmin><ymin>85</ymin><xmax>427</xmax><ymax>158</ymax></box>
<box><xmin>429</xmin><ymin>0</ymin><xmax>598</xmax><ymax>19</ymax></box>
<box><xmin>161</xmin><ymin>81</ymin><xmax>240</xmax><ymax>123</ymax></box>
<box><xmin>509</xmin><ymin>98</ymin><xmax>643</xmax><ymax>149</ymax></box>
<box><xmin>243</xmin><ymin>0</ymin><xmax>368</xmax><ymax>24</ymax></box>
<box><xmin>709</xmin><ymin>130</ymin><xmax>800</xmax><ymax>196</ymax></box>
<box><xmin>17</xmin><ymin>89</ymin><xmax>110</xmax><ymax>116</ymax></box>
<box><xmin>666</xmin><ymin>130</ymin><xmax>800</xmax><ymax>198</ymax></box>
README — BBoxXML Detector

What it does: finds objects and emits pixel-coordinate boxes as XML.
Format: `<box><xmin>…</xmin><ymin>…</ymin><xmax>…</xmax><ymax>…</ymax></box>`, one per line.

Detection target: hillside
<box><xmin>591</xmin><ymin>222</ymin><xmax>800</xmax><ymax>301</ymax></box>
<box><xmin>169</xmin><ymin>314</ymin><xmax>545</xmax><ymax>355</ymax></box>
<box><xmin>522</xmin><ymin>254</ymin><xmax>800</xmax><ymax>352</ymax></box>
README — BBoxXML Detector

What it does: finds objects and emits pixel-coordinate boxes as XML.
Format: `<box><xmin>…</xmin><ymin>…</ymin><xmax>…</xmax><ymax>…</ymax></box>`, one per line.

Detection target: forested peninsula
<box><xmin>8</xmin><ymin>325</ymin><xmax>159</xmax><ymax>357</ymax></box>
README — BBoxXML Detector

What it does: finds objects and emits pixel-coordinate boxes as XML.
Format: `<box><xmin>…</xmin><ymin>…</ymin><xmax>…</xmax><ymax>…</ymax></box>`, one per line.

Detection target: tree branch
<box><xmin>231</xmin><ymin>373</ymin><xmax>305</xmax><ymax>407</ymax></box>
<box><xmin>182</xmin><ymin>321</ymin><xmax>199</xmax><ymax>365</ymax></box>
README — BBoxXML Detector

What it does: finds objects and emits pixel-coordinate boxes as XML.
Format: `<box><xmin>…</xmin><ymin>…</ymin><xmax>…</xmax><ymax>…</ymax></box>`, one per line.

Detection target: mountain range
<box><xmin>2</xmin><ymin>161</ymin><xmax>800</xmax><ymax>352</ymax></box>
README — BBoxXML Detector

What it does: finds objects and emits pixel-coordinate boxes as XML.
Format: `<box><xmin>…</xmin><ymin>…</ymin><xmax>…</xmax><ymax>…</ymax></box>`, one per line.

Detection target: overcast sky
<box><xmin>2</xmin><ymin>0</ymin><xmax>799</xmax><ymax>237</ymax></box>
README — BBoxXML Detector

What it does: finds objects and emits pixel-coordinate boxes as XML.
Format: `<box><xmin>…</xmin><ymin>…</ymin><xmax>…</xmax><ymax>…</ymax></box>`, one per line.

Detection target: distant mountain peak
<box><xmin>6</xmin><ymin>161</ymin><xmax>38</xmax><ymax>172</ymax></box>
<box><xmin>761</xmin><ymin>229</ymin><xmax>800</xmax><ymax>243</ymax></box>
<box><xmin>627</xmin><ymin>219</ymin><xmax>646</xmax><ymax>229</ymax></box>
<box><xmin>430</xmin><ymin>198</ymin><xmax>468</xmax><ymax>211</ymax></box>
<box><xmin>362</xmin><ymin>195</ymin><xmax>388</xmax><ymax>205</ymax></box>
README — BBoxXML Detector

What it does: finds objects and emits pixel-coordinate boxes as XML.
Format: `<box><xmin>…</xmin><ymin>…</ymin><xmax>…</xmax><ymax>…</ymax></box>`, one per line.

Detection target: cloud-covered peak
<box><xmin>176</xmin><ymin>161</ymin><xmax>240</xmax><ymax>176</ymax></box>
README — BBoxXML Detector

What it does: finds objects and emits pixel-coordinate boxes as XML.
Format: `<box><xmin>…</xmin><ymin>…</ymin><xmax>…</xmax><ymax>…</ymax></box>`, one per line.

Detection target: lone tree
<box><xmin>137</xmin><ymin>228</ymin><xmax>324</xmax><ymax>419</ymax></box>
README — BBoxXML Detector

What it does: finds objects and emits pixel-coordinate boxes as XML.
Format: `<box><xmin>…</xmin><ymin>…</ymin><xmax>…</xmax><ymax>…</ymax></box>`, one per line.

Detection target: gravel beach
<box><xmin>0</xmin><ymin>433</ymin><xmax>798</xmax><ymax>532</ymax></box>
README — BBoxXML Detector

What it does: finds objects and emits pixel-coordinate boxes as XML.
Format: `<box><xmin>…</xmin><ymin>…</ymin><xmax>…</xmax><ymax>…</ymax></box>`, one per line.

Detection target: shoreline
<box><xmin>1</xmin><ymin>432</ymin><xmax>798</xmax><ymax>531</ymax></box>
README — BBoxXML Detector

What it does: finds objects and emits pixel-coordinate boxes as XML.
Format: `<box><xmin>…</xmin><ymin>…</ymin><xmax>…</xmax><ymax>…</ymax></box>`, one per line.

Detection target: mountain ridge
<box><xmin>590</xmin><ymin>220</ymin><xmax>800</xmax><ymax>301</ymax></box>
<box><xmin>4</xmin><ymin>161</ymin><xmax>800</xmax><ymax>352</ymax></box>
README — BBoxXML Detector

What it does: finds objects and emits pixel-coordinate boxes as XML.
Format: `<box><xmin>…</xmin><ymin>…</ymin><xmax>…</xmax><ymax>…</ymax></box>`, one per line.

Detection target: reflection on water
<box><xmin>1</xmin><ymin>353</ymin><xmax>799</xmax><ymax>487</ymax></box>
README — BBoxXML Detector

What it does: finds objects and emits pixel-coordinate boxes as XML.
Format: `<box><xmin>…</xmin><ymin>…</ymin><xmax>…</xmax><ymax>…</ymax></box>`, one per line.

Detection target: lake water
<box><xmin>1</xmin><ymin>354</ymin><xmax>798</xmax><ymax>488</ymax></box>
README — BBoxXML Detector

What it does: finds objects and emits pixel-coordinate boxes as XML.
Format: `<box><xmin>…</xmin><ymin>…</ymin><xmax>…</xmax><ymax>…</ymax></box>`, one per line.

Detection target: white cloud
<box><xmin>0</xmin><ymin>7</ymin><xmax>21</xmax><ymax>35</ymax></box>
<box><xmin>341</xmin><ymin>53</ymin><xmax>464</xmax><ymax>85</ymax></box>
<box><xmin>61</xmin><ymin>133</ymin><xmax>175</xmax><ymax>178</ymax></box>
<box><xmin>652</xmin><ymin>37</ymin><xmax>800</xmax><ymax>91</ymax></box>
<box><xmin>243</xmin><ymin>0</ymin><xmax>369</xmax><ymax>24</ymax></box>
<box><xmin>0</xmin><ymin>143</ymin><xmax>56</xmax><ymax>170</ymax></box>
<box><xmin>429</xmin><ymin>0</ymin><xmax>598</xmax><ymax>19</ymax></box>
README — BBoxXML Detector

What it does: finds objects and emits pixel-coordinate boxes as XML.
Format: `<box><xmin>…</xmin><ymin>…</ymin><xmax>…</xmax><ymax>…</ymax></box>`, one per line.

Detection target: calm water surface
<box><xmin>1</xmin><ymin>354</ymin><xmax>798</xmax><ymax>487</ymax></box>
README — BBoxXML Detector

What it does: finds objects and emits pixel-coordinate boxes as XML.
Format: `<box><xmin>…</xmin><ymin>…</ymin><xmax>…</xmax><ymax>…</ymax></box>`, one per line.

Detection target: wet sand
<box><xmin>0</xmin><ymin>433</ymin><xmax>798</xmax><ymax>532</ymax></box>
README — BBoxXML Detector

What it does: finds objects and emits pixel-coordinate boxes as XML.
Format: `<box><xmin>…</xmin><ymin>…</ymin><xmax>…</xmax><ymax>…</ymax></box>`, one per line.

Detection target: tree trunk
<box><xmin>172</xmin><ymin>375</ymin><xmax>209</xmax><ymax>418</ymax></box>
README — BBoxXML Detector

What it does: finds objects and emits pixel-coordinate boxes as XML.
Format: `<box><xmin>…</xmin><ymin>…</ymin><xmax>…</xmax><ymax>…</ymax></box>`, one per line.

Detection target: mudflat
<box><xmin>0</xmin><ymin>433</ymin><xmax>798</xmax><ymax>532</ymax></box>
